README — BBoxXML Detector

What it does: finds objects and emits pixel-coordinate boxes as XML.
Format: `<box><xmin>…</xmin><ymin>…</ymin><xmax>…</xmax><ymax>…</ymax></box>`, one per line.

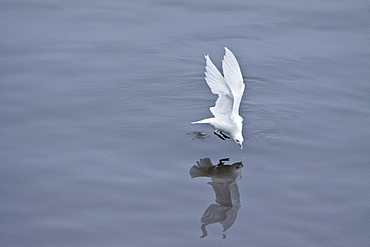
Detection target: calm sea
<box><xmin>1</xmin><ymin>1</ymin><xmax>369</xmax><ymax>246</ymax></box>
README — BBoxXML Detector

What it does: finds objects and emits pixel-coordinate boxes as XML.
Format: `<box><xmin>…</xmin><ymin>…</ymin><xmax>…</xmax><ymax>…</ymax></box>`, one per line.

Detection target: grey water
<box><xmin>1</xmin><ymin>0</ymin><xmax>369</xmax><ymax>246</ymax></box>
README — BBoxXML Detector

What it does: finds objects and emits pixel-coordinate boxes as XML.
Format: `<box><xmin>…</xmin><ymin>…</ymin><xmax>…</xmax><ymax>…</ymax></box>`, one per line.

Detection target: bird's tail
<box><xmin>189</xmin><ymin>158</ymin><xmax>213</xmax><ymax>178</ymax></box>
<box><xmin>191</xmin><ymin>118</ymin><xmax>213</xmax><ymax>124</ymax></box>
<box><xmin>189</xmin><ymin>165</ymin><xmax>209</xmax><ymax>178</ymax></box>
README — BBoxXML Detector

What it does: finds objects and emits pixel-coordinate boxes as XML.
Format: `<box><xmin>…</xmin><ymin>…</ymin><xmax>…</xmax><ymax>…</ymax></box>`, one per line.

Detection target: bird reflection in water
<box><xmin>189</xmin><ymin>157</ymin><xmax>243</xmax><ymax>239</ymax></box>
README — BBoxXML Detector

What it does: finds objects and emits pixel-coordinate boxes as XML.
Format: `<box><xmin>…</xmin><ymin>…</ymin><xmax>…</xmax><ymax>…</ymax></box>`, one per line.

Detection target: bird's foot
<box><xmin>220</xmin><ymin>131</ymin><xmax>230</xmax><ymax>139</ymax></box>
<box><xmin>214</xmin><ymin>131</ymin><xmax>226</xmax><ymax>140</ymax></box>
<box><xmin>218</xmin><ymin>158</ymin><xmax>230</xmax><ymax>165</ymax></box>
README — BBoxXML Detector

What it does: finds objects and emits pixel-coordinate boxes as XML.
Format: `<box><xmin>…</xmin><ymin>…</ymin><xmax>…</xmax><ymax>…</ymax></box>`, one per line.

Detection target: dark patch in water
<box><xmin>187</xmin><ymin>131</ymin><xmax>210</xmax><ymax>140</ymax></box>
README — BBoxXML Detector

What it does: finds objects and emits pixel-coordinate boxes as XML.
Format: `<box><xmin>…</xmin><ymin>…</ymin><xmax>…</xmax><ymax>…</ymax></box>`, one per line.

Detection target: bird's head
<box><xmin>234</xmin><ymin>135</ymin><xmax>244</xmax><ymax>149</ymax></box>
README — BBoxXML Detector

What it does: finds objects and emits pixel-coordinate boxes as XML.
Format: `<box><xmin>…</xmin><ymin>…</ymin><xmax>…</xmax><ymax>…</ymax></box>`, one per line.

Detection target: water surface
<box><xmin>1</xmin><ymin>1</ymin><xmax>369</xmax><ymax>246</ymax></box>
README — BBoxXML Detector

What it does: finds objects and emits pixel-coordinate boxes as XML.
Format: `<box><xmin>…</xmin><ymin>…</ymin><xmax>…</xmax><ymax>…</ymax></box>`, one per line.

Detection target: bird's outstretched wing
<box><xmin>204</xmin><ymin>55</ymin><xmax>234</xmax><ymax>122</ymax></box>
<box><xmin>222</xmin><ymin>47</ymin><xmax>245</xmax><ymax>120</ymax></box>
<box><xmin>209</xmin><ymin>181</ymin><xmax>232</xmax><ymax>207</ymax></box>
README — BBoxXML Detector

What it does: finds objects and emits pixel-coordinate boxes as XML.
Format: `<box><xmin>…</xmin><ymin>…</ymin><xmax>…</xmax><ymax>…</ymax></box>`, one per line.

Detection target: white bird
<box><xmin>189</xmin><ymin>158</ymin><xmax>243</xmax><ymax>238</ymax></box>
<box><xmin>189</xmin><ymin>158</ymin><xmax>243</xmax><ymax>183</ymax></box>
<box><xmin>192</xmin><ymin>47</ymin><xmax>245</xmax><ymax>149</ymax></box>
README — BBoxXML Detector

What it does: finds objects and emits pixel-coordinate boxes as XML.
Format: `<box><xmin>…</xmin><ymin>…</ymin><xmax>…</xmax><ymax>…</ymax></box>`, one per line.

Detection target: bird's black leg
<box><xmin>220</xmin><ymin>131</ymin><xmax>230</xmax><ymax>139</ymax></box>
<box><xmin>218</xmin><ymin>158</ymin><xmax>230</xmax><ymax>165</ymax></box>
<box><xmin>214</xmin><ymin>131</ymin><xmax>225</xmax><ymax>140</ymax></box>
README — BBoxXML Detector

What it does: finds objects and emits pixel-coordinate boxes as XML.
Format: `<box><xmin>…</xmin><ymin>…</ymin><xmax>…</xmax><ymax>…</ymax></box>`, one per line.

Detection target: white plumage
<box><xmin>192</xmin><ymin>47</ymin><xmax>245</xmax><ymax>149</ymax></box>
